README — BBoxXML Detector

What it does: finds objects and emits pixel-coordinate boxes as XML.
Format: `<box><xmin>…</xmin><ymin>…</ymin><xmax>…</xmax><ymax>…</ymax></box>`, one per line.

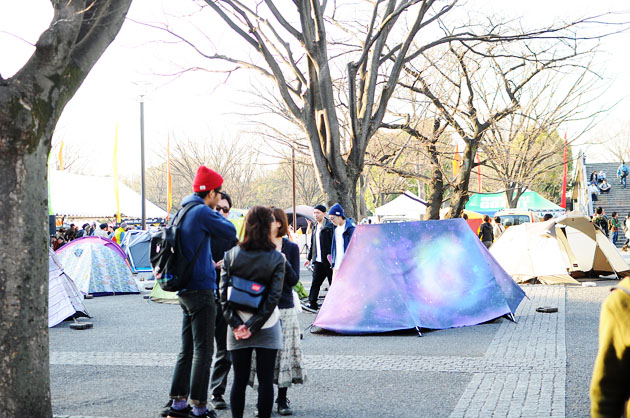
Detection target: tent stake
<box><xmin>415</xmin><ymin>326</ymin><xmax>423</xmax><ymax>337</ymax></box>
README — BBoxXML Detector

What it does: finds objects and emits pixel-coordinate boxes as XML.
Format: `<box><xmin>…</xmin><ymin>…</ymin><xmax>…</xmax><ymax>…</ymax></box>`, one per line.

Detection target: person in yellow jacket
<box><xmin>113</xmin><ymin>222</ymin><xmax>127</xmax><ymax>244</ymax></box>
<box><xmin>590</xmin><ymin>277</ymin><xmax>630</xmax><ymax>417</ymax></box>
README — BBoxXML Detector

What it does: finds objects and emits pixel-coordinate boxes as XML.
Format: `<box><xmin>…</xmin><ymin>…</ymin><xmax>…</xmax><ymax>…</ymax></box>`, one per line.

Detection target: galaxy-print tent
<box><xmin>313</xmin><ymin>219</ymin><xmax>525</xmax><ymax>334</ymax></box>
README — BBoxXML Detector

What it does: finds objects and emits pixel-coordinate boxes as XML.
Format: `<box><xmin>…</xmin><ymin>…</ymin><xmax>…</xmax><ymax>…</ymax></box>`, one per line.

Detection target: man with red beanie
<box><xmin>162</xmin><ymin>165</ymin><xmax>237</xmax><ymax>418</ymax></box>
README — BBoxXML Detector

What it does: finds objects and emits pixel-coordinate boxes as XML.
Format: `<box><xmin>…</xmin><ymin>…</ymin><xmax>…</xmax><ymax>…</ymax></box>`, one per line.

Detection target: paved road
<box><xmin>50</xmin><ymin>257</ymin><xmax>618</xmax><ymax>418</ymax></box>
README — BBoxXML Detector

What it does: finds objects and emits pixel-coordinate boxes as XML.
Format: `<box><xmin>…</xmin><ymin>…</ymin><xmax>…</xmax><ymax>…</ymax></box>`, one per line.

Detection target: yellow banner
<box><xmin>58</xmin><ymin>139</ymin><xmax>64</xmax><ymax>171</ymax></box>
<box><xmin>453</xmin><ymin>143</ymin><xmax>461</xmax><ymax>177</ymax></box>
<box><xmin>113</xmin><ymin>125</ymin><xmax>120</xmax><ymax>223</ymax></box>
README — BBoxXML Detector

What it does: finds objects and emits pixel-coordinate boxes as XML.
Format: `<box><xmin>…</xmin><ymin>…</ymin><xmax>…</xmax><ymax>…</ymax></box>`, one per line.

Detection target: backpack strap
<box><xmin>175</xmin><ymin>202</ymin><xmax>209</xmax><ymax>277</ymax></box>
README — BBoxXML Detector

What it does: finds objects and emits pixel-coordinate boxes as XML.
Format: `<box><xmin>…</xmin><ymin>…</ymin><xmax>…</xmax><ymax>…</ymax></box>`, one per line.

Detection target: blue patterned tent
<box><xmin>313</xmin><ymin>219</ymin><xmax>525</xmax><ymax>334</ymax></box>
<box><xmin>56</xmin><ymin>237</ymin><xmax>139</xmax><ymax>296</ymax></box>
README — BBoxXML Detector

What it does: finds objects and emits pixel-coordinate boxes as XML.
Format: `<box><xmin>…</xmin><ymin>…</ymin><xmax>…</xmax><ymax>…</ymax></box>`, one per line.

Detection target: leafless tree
<box><xmin>0</xmin><ymin>2</ymin><xmax>131</xmax><ymax>416</ymax></box>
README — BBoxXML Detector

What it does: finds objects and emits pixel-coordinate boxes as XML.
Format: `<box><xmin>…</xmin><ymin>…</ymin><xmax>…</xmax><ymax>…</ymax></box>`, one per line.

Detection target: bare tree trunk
<box><xmin>0</xmin><ymin>139</ymin><xmax>51</xmax><ymax>416</ymax></box>
<box><xmin>424</xmin><ymin>141</ymin><xmax>444</xmax><ymax>220</ymax></box>
<box><xmin>0</xmin><ymin>2</ymin><xmax>131</xmax><ymax>416</ymax></box>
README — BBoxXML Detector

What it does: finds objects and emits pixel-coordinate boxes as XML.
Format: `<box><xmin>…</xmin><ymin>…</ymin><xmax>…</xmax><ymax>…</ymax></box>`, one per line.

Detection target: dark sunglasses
<box><xmin>216</xmin><ymin>206</ymin><xmax>230</xmax><ymax>213</ymax></box>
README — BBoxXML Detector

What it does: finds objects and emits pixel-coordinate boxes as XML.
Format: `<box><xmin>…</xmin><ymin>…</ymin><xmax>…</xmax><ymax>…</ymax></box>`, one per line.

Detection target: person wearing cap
<box><xmin>328</xmin><ymin>203</ymin><xmax>356</xmax><ymax>276</ymax></box>
<box><xmin>303</xmin><ymin>204</ymin><xmax>334</xmax><ymax>312</ymax></box>
<box><xmin>162</xmin><ymin>166</ymin><xmax>237</xmax><ymax>418</ymax></box>
<box><xmin>113</xmin><ymin>222</ymin><xmax>127</xmax><ymax>244</ymax></box>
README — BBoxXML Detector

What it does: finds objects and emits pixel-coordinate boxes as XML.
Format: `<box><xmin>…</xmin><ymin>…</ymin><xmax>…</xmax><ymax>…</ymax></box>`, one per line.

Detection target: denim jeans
<box><xmin>621</xmin><ymin>176</ymin><xmax>627</xmax><ymax>188</ymax></box>
<box><xmin>613</xmin><ymin>231</ymin><xmax>619</xmax><ymax>245</ymax></box>
<box><xmin>210</xmin><ymin>300</ymin><xmax>231</xmax><ymax>397</ymax></box>
<box><xmin>169</xmin><ymin>289</ymin><xmax>216</xmax><ymax>405</ymax></box>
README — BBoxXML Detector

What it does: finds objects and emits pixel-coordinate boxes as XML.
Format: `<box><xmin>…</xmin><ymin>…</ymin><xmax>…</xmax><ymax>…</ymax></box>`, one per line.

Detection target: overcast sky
<box><xmin>1</xmin><ymin>0</ymin><xmax>629</xmax><ymax>179</ymax></box>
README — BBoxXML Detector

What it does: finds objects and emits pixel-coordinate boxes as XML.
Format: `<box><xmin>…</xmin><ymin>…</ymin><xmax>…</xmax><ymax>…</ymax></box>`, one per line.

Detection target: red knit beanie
<box><xmin>193</xmin><ymin>166</ymin><xmax>223</xmax><ymax>192</ymax></box>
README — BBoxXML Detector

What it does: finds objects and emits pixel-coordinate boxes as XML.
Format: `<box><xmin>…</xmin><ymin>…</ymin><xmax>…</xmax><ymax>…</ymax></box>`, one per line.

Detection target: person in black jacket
<box><xmin>478</xmin><ymin>215</ymin><xmax>494</xmax><ymax>249</ymax></box>
<box><xmin>209</xmin><ymin>192</ymin><xmax>239</xmax><ymax>411</ymax></box>
<box><xmin>303</xmin><ymin>204</ymin><xmax>334</xmax><ymax>312</ymax></box>
<box><xmin>220</xmin><ymin>206</ymin><xmax>285</xmax><ymax>418</ymax></box>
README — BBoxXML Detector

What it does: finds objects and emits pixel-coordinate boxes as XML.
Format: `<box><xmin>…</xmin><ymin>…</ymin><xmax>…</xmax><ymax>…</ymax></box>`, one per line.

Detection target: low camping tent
<box><xmin>490</xmin><ymin>213</ymin><xmax>630</xmax><ymax>283</ymax></box>
<box><xmin>285</xmin><ymin>205</ymin><xmax>315</xmax><ymax>233</ymax></box>
<box><xmin>55</xmin><ymin>237</ymin><xmax>139</xmax><ymax>296</ymax></box>
<box><xmin>149</xmin><ymin>284</ymin><xmax>179</xmax><ymax>304</ymax></box>
<box><xmin>374</xmin><ymin>191</ymin><xmax>427</xmax><ymax>221</ymax></box>
<box><xmin>48</xmin><ymin>248</ymin><xmax>89</xmax><ymax>327</ymax></box>
<box><xmin>121</xmin><ymin>230</ymin><xmax>152</xmax><ymax>273</ymax></box>
<box><xmin>312</xmin><ymin>219</ymin><xmax>525</xmax><ymax>334</ymax></box>
<box><xmin>465</xmin><ymin>191</ymin><xmax>565</xmax><ymax>218</ymax></box>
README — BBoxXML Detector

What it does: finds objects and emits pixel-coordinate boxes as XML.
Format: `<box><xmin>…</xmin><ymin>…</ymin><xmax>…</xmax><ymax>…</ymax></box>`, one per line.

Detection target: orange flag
<box><xmin>58</xmin><ymin>140</ymin><xmax>64</xmax><ymax>171</ymax></box>
<box><xmin>453</xmin><ymin>143</ymin><xmax>461</xmax><ymax>177</ymax></box>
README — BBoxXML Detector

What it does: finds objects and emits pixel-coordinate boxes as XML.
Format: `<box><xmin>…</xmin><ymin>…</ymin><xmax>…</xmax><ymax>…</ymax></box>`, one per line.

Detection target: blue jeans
<box><xmin>613</xmin><ymin>231</ymin><xmax>619</xmax><ymax>245</ymax></box>
<box><xmin>621</xmin><ymin>175</ymin><xmax>627</xmax><ymax>188</ymax></box>
<box><xmin>170</xmin><ymin>289</ymin><xmax>216</xmax><ymax>405</ymax></box>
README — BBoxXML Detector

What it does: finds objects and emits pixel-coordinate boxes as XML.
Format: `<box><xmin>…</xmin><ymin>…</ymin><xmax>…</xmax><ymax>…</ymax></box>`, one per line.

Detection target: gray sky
<box><xmin>1</xmin><ymin>0</ymin><xmax>629</xmax><ymax>178</ymax></box>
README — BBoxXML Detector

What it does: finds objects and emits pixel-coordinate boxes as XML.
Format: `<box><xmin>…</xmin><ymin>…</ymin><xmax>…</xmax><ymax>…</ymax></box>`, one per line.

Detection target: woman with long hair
<box><xmin>220</xmin><ymin>206</ymin><xmax>285</xmax><ymax>418</ymax></box>
<box><xmin>249</xmin><ymin>208</ymin><xmax>306</xmax><ymax>416</ymax></box>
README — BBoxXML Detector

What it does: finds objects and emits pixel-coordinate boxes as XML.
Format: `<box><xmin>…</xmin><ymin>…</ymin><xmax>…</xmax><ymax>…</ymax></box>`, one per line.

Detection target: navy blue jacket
<box><xmin>278</xmin><ymin>238</ymin><xmax>300</xmax><ymax>309</ymax></box>
<box><xmin>330</xmin><ymin>218</ymin><xmax>356</xmax><ymax>269</ymax></box>
<box><xmin>178</xmin><ymin>194</ymin><xmax>237</xmax><ymax>292</ymax></box>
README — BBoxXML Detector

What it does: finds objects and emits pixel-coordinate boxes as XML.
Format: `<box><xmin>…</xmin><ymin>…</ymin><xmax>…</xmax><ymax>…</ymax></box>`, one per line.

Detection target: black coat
<box><xmin>278</xmin><ymin>238</ymin><xmax>300</xmax><ymax>309</ymax></box>
<box><xmin>478</xmin><ymin>222</ymin><xmax>494</xmax><ymax>242</ymax></box>
<box><xmin>220</xmin><ymin>246</ymin><xmax>285</xmax><ymax>334</ymax></box>
<box><xmin>307</xmin><ymin>218</ymin><xmax>334</xmax><ymax>267</ymax></box>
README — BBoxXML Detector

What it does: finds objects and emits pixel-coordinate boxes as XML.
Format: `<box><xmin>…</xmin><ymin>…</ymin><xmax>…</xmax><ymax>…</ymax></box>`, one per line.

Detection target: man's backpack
<box><xmin>150</xmin><ymin>202</ymin><xmax>207</xmax><ymax>292</ymax></box>
<box><xmin>623</xmin><ymin>165</ymin><xmax>629</xmax><ymax>176</ymax></box>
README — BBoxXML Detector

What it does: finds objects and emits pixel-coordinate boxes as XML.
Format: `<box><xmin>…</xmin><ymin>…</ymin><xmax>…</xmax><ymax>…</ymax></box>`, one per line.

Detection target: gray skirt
<box><xmin>248</xmin><ymin>305</ymin><xmax>307</xmax><ymax>388</ymax></box>
<box><xmin>227</xmin><ymin>320</ymin><xmax>283</xmax><ymax>351</ymax></box>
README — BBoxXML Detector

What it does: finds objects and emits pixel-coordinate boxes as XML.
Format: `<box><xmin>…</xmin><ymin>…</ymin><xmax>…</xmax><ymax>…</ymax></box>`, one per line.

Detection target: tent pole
<box><xmin>415</xmin><ymin>326</ymin><xmax>423</xmax><ymax>337</ymax></box>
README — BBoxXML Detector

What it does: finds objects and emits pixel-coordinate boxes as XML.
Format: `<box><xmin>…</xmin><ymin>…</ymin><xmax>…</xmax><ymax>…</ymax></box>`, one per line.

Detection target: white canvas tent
<box><xmin>48</xmin><ymin>248</ymin><xmax>89</xmax><ymax>327</ymax></box>
<box><xmin>374</xmin><ymin>191</ymin><xmax>427</xmax><ymax>221</ymax></box>
<box><xmin>490</xmin><ymin>213</ymin><xmax>630</xmax><ymax>284</ymax></box>
<box><xmin>49</xmin><ymin>170</ymin><xmax>167</xmax><ymax>218</ymax></box>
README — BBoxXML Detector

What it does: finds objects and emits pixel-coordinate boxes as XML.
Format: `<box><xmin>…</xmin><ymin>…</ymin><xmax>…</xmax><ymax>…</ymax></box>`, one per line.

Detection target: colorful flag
<box><xmin>113</xmin><ymin>125</ymin><xmax>120</xmax><ymax>223</ymax></box>
<box><xmin>166</xmin><ymin>133</ymin><xmax>172</xmax><ymax>221</ymax></box>
<box><xmin>58</xmin><ymin>140</ymin><xmax>64</xmax><ymax>171</ymax></box>
<box><xmin>560</xmin><ymin>132</ymin><xmax>568</xmax><ymax>209</ymax></box>
<box><xmin>453</xmin><ymin>143</ymin><xmax>461</xmax><ymax>177</ymax></box>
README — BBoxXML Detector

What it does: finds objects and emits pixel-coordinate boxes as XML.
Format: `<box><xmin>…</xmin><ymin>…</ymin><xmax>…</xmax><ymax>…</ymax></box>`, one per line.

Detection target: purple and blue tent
<box><xmin>313</xmin><ymin>219</ymin><xmax>525</xmax><ymax>334</ymax></box>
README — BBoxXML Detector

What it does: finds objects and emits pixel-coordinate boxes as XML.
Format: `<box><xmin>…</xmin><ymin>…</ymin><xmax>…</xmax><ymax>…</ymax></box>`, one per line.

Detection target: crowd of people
<box><xmin>588</xmin><ymin>162</ymin><xmax>629</xmax><ymax>203</ymax></box>
<box><xmin>51</xmin><ymin>219</ymin><xmax>144</xmax><ymax>251</ymax></box>
<box><xmin>159</xmin><ymin>165</ymin><xmax>359</xmax><ymax>418</ymax></box>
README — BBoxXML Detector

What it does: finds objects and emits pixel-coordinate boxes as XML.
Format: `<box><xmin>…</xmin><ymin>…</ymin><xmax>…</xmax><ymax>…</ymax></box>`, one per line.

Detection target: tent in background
<box><xmin>121</xmin><ymin>230</ymin><xmax>152</xmax><ymax>273</ymax></box>
<box><xmin>56</xmin><ymin>237</ymin><xmax>140</xmax><ymax>296</ymax></box>
<box><xmin>491</xmin><ymin>213</ymin><xmax>630</xmax><ymax>283</ymax></box>
<box><xmin>49</xmin><ymin>248</ymin><xmax>89</xmax><ymax>327</ymax></box>
<box><xmin>374</xmin><ymin>191</ymin><xmax>427</xmax><ymax>221</ymax></box>
<box><xmin>149</xmin><ymin>284</ymin><xmax>179</xmax><ymax>304</ymax></box>
<box><xmin>285</xmin><ymin>205</ymin><xmax>314</xmax><ymax>233</ymax></box>
<box><xmin>313</xmin><ymin>219</ymin><xmax>525</xmax><ymax>334</ymax></box>
<box><xmin>465</xmin><ymin>190</ymin><xmax>565</xmax><ymax>218</ymax></box>
<box><xmin>489</xmin><ymin>221</ymin><xmax>579</xmax><ymax>285</ymax></box>
<box><xmin>49</xmin><ymin>170</ymin><xmax>167</xmax><ymax>218</ymax></box>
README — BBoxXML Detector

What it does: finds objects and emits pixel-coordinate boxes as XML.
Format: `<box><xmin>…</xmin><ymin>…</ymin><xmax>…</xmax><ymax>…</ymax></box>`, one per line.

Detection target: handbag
<box><xmin>226</xmin><ymin>251</ymin><xmax>266</xmax><ymax>312</ymax></box>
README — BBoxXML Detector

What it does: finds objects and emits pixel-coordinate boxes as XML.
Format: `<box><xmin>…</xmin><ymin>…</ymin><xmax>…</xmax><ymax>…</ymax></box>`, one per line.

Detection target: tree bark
<box><xmin>424</xmin><ymin>141</ymin><xmax>444</xmax><ymax>220</ymax></box>
<box><xmin>0</xmin><ymin>2</ymin><xmax>131</xmax><ymax>416</ymax></box>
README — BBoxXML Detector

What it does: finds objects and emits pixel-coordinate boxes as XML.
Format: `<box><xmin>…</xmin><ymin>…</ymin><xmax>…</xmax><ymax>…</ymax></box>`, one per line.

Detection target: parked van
<box><xmin>493</xmin><ymin>209</ymin><xmax>538</xmax><ymax>228</ymax></box>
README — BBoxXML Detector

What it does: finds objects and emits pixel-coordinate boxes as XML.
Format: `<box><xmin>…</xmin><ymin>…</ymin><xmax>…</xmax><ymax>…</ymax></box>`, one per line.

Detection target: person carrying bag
<box><xmin>220</xmin><ymin>206</ymin><xmax>285</xmax><ymax>418</ymax></box>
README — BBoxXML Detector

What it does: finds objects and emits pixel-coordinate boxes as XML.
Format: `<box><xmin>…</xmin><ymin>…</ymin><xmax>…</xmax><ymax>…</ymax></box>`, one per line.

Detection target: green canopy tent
<box><xmin>465</xmin><ymin>191</ymin><xmax>565</xmax><ymax>218</ymax></box>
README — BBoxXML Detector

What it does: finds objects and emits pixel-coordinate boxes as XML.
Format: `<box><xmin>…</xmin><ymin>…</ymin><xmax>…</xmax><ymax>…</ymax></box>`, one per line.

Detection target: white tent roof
<box><xmin>374</xmin><ymin>191</ymin><xmax>427</xmax><ymax>218</ymax></box>
<box><xmin>49</xmin><ymin>170</ymin><xmax>167</xmax><ymax>218</ymax></box>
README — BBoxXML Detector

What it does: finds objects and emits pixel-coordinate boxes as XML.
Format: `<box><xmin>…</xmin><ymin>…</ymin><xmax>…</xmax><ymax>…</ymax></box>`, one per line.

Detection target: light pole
<box><xmin>292</xmin><ymin>146</ymin><xmax>297</xmax><ymax>231</ymax></box>
<box><xmin>140</xmin><ymin>94</ymin><xmax>146</xmax><ymax>230</ymax></box>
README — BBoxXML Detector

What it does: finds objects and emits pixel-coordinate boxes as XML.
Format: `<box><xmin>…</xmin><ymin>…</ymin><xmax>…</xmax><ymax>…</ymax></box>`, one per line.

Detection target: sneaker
<box><xmin>277</xmin><ymin>398</ymin><xmax>293</xmax><ymax>416</ymax></box>
<box><xmin>188</xmin><ymin>409</ymin><xmax>217</xmax><ymax>418</ymax></box>
<box><xmin>159</xmin><ymin>400</ymin><xmax>173</xmax><ymax>417</ymax></box>
<box><xmin>301</xmin><ymin>303</ymin><xmax>318</xmax><ymax>313</ymax></box>
<box><xmin>210</xmin><ymin>395</ymin><xmax>227</xmax><ymax>410</ymax></box>
<box><xmin>166</xmin><ymin>405</ymin><xmax>192</xmax><ymax>418</ymax></box>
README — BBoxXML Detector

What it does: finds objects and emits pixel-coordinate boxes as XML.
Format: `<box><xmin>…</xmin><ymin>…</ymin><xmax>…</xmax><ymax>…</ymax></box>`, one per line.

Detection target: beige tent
<box><xmin>490</xmin><ymin>213</ymin><xmax>630</xmax><ymax>284</ymax></box>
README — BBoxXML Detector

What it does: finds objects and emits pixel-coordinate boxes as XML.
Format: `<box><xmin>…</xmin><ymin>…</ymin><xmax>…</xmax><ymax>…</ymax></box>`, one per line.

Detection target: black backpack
<box><xmin>150</xmin><ymin>202</ymin><xmax>207</xmax><ymax>292</ymax></box>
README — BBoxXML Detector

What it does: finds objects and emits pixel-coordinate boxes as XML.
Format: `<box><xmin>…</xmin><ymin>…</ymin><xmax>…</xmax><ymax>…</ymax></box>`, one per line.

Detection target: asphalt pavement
<box><xmin>49</xmin><ymin>255</ymin><xmax>622</xmax><ymax>418</ymax></box>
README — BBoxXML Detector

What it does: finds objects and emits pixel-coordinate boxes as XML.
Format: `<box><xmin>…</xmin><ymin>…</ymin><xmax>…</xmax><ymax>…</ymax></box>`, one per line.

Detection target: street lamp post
<box><xmin>140</xmin><ymin>95</ymin><xmax>146</xmax><ymax>230</ymax></box>
<box><xmin>292</xmin><ymin>146</ymin><xmax>297</xmax><ymax>231</ymax></box>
